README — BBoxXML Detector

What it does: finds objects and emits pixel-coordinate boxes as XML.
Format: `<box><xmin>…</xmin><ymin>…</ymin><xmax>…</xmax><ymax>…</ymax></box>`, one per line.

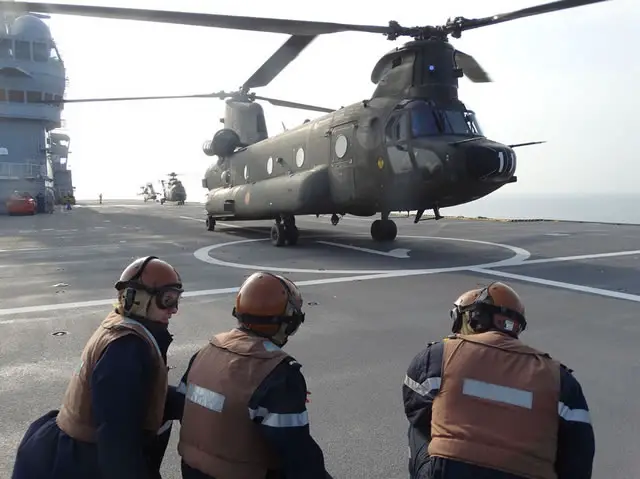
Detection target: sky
<box><xmin>35</xmin><ymin>0</ymin><xmax>640</xmax><ymax>201</ymax></box>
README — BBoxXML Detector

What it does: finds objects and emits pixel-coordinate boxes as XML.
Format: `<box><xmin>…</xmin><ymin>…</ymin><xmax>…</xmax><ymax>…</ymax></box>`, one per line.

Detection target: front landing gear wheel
<box><xmin>271</xmin><ymin>223</ymin><xmax>299</xmax><ymax>246</ymax></box>
<box><xmin>206</xmin><ymin>216</ymin><xmax>216</xmax><ymax>231</ymax></box>
<box><xmin>371</xmin><ymin>219</ymin><xmax>397</xmax><ymax>242</ymax></box>
<box><xmin>271</xmin><ymin>223</ymin><xmax>286</xmax><ymax>246</ymax></box>
<box><xmin>285</xmin><ymin>225</ymin><xmax>299</xmax><ymax>246</ymax></box>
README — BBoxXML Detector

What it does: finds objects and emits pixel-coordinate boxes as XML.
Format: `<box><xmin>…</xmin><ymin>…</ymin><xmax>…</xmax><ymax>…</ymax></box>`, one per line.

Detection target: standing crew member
<box><xmin>177</xmin><ymin>271</ymin><xmax>331</xmax><ymax>479</ymax></box>
<box><xmin>12</xmin><ymin>256</ymin><xmax>186</xmax><ymax>479</ymax></box>
<box><xmin>402</xmin><ymin>282</ymin><xmax>595</xmax><ymax>479</ymax></box>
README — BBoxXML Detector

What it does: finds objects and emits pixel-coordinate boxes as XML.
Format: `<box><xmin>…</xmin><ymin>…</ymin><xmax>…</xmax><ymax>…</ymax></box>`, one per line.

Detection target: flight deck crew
<box><xmin>177</xmin><ymin>271</ymin><xmax>332</xmax><ymax>479</ymax></box>
<box><xmin>402</xmin><ymin>281</ymin><xmax>595</xmax><ymax>479</ymax></box>
<box><xmin>12</xmin><ymin>256</ymin><xmax>186</xmax><ymax>479</ymax></box>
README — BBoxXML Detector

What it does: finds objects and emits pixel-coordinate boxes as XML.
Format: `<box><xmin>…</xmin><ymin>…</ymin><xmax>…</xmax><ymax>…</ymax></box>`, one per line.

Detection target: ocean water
<box><xmin>421</xmin><ymin>193</ymin><xmax>640</xmax><ymax>225</ymax></box>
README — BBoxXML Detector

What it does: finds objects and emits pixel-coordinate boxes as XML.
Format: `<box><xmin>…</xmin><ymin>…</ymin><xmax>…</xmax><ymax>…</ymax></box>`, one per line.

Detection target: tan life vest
<box><xmin>429</xmin><ymin>331</ymin><xmax>561</xmax><ymax>479</ymax></box>
<box><xmin>178</xmin><ymin>328</ymin><xmax>290</xmax><ymax>479</ymax></box>
<box><xmin>56</xmin><ymin>311</ymin><xmax>169</xmax><ymax>442</ymax></box>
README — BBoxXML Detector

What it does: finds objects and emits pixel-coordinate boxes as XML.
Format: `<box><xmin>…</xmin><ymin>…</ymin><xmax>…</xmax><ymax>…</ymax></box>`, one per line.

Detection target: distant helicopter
<box><xmin>160</xmin><ymin>172</ymin><xmax>187</xmax><ymax>205</ymax></box>
<box><xmin>5</xmin><ymin>0</ymin><xmax>612</xmax><ymax>247</ymax></box>
<box><xmin>137</xmin><ymin>182</ymin><xmax>158</xmax><ymax>202</ymax></box>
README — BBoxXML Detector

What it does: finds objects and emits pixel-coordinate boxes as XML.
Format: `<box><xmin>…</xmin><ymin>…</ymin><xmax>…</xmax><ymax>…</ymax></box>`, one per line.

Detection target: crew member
<box><xmin>12</xmin><ymin>256</ymin><xmax>186</xmax><ymax>479</ymax></box>
<box><xmin>177</xmin><ymin>271</ymin><xmax>331</xmax><ymax>479</ymax></box>
<box><xmin>402</xmin><ymin>281</ymin><xmax>595</xmax><ymax>479</ymax></box>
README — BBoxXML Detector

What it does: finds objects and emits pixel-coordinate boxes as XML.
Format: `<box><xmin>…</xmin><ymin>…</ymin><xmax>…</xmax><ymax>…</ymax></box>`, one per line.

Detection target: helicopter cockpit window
<box><xmin>406</xmin><ymin>100</ymin><xmax>483</xmax><ymax>137</ymax></box>
<box><xmin>442</xmin><ymin>110</ymin><xmax>483</xmax><ymax>136</ymax></box>
<box><xmin>408</xmin><ymin>102</ymin><xmax>440</xmax><ymax>137</ymax></box>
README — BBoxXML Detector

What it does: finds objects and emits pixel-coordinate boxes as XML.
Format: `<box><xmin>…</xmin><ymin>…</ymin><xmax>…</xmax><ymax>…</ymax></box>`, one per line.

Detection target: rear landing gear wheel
<box><xmin>371</xmin><ymin>219</ymin><xmax>397</xmax><ymax>242</ymax></box>
<box><xmin>206</xmin><ymin>216</ymin><xmax>216</xmax><ymax>231</ymax></box>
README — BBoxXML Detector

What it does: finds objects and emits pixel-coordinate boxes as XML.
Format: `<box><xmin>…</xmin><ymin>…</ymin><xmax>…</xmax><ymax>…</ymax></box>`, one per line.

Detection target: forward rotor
<box><xmin>3</xmin><ymin>0</ymin><xmax>612</xmax><ymax>94</ymax></box>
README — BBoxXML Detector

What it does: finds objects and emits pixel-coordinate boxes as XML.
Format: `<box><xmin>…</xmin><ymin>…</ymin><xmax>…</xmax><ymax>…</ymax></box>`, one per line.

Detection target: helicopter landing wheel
<box><xmin>271</xmin><ymin>223</ymin><xmax>286</xmax><ymax>246</ymax></box>
<box><xmin>206</xmin><ymin>216</ymin><xmax>216</xmax><ymax>231</ymax></box>
<box><xmin>285</xmin><ymin>225</ymin><xmax>299</xmax><ymax>246</ymax></box>
<box><xmin>271</xmin><ymin>223</ymin><xmax>299</xmax><ymax>247</ymax></box>
<box><xmin>371</xmin><ymin>219</ymin><xmax>397</xmax><ymax>242</ymax></box>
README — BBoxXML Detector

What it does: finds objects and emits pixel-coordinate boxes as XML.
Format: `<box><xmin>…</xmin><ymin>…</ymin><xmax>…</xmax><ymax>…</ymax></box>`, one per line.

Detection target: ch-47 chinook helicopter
<box><xmin>160</xmin><ymin>172</ymin><xmax>187</xmax><ymax>205</ymax></box>
<box><xmin>2</xmin><ymin>0</ymin><xmax>612</xmax><ymax>247</ymax></box>
<box><xmin>138</xmin><ymin>183</ymin><xmax>158</xmax><ymax>203</ymax></box>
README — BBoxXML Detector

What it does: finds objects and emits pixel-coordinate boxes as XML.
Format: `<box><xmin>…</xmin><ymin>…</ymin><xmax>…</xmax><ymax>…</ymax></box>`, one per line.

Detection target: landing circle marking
<box><xmin>193</xmin><ymin>235</ymin><xmax>531</xmax><ymax>275</ymax></box>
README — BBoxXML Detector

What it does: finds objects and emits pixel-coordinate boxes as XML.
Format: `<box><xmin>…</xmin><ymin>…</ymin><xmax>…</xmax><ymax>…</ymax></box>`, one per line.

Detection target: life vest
<box><xmin>178</xmin><ymin>328</ymin><xmax>290</xmax><ymax>479</ymax></box>
<box><xmin>429</xmin><ymin>331</ymin><xmax>561</xmax><ymax>479</ymax></box>
<box><xmin>56</xmin><ymin>311</ymin><xmax>169</xmax><ymax>442</ymax></box>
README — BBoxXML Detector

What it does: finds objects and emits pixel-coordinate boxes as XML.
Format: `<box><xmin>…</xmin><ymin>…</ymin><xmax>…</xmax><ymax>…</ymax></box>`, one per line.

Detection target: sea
<box><xmin>411</xmin><ymin>193</ymin><xmax>640</xmax><ymax>225</ymax></box>
<box><xmin>98</xmin><ymin>191</ymin><xmax>640</xmax><ymax>226</ymax></box>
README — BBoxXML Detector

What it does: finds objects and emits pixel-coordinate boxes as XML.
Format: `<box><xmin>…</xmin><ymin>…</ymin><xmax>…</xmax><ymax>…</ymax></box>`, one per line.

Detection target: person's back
<box><xmin>178</xmin><ymin>271</ymin><xmax>331</xmax><ymax>479</ymax></box>
<box><xmin>403</xmin><ymin>282</ymin><xmax>595</xmax><ymax>479</ymax></box>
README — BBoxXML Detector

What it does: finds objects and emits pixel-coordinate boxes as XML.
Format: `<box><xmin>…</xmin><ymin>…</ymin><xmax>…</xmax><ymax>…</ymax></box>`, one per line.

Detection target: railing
<box><xmin>0</xmin><ymin>162</ymin><xmax>43</xmax><ymax>179</ymax></box>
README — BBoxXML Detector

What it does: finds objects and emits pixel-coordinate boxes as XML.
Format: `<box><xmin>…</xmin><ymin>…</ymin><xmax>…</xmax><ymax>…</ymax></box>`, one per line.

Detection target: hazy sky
<box><xmin>38</xmin><ymin>0</ymin><xmax>639</xmax><ymax>200</ymax></box>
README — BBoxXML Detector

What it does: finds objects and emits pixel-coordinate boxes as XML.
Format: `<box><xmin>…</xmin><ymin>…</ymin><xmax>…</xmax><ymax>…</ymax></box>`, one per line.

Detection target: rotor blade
<box><xmin>454</xmin><ymin>50</ymin><xmax>491</xmax><ymax>83</ymax></box>
<box><xmin>451</xmin><ymin>0</ymin><xmax>611</xmax><ymax>33</ymax></box>
<box><xmin>253</xmin><ymin>95</ymin><xmax>335</xmax><ymax>113</ymax></box>
<box><xmin>242</xmin><ymin>35</ymin><xmax>317</xmax><ymax>91</ymax></box>
<box><xmin>508</xmin><ymin>141</ymin><xmax>546</xmax><ymax>148</ymax></box>
<box><xmin>39</xmin><ymin>92</ymin><xmax>230</xmax><ymax>104</ymax></box>
<box><xmin>0</xmin><ymin>2</ymin><xmax>391</xmax><ymax>36</ymax></box>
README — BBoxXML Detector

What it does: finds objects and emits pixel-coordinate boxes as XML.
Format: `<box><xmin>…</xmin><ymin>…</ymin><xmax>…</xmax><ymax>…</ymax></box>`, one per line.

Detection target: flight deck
<box><xmin>0</xmin><ymin>200</ymin><xmax>638</xmax><ymax>478</ymax></box>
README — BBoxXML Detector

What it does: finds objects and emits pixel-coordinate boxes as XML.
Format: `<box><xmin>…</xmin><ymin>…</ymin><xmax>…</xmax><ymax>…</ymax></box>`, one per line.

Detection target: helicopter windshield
<box><xmin>407</xmin><ymin>100</ymin><xmax>483</xmax><ymax>138</ymax></box>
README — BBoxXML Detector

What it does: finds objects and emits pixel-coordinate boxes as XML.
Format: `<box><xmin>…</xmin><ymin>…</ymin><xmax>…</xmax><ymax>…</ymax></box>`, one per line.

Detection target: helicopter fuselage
<box><xmin>203</xmin><ymin>95</ymin><xmax>516</xmax><ymax>221</ymax></box>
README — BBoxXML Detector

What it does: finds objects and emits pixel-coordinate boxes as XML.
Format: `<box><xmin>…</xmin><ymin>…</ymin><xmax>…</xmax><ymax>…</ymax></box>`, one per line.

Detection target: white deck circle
<box><xmin>193</xmin><ymin>235</ymin><xmax>532</xmax><ymax>275</ymax></box>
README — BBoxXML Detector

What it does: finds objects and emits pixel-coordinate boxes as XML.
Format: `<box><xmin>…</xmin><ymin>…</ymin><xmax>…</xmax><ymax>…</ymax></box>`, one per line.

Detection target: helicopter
<box><xmin>2</xmin><ymin>0</ymin><xmax>613</xmax><ymax>247</ymax></box>
<box><xmin>160</xmin><ymin>172</ymin><xmax>187</xmax><ymax>205</ymax></box>
<box><xmin>137</xmin><ymin>182</ymin><xmax>158</xmax><ymax>203</ymax></box>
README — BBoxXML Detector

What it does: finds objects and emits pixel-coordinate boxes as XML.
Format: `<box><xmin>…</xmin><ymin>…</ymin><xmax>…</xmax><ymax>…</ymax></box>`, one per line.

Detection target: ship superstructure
<box><xmin>0</xmin><ymin>3</ymin><xmax>70</xmax><ymax>212</ymax></box>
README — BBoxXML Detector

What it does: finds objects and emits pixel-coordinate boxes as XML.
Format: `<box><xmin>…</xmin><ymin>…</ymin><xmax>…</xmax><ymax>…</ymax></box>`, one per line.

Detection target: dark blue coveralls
<box><xmin>11</xmin><ymin>318</ymin><xmax>184</xmax><ymax>479</ymax></box>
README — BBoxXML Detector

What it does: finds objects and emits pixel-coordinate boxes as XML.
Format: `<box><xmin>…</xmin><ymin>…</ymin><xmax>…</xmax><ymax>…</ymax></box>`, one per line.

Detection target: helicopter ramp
<box><xmin>0</xmin><ymin>199</ymin><xmax>638</xmax><ymax>478</ymax></box>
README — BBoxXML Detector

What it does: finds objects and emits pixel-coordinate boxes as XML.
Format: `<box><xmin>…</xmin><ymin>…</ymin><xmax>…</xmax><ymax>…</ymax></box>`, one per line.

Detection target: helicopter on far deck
<box><xmin>138</xmin><ymin>182</ymin><xmax>158</xmax><ymax>202</ymax></box>
<box><xmin>160</xmin><ymin>172</ymin><xmax>187</xmax><ymax>205</ymax></box>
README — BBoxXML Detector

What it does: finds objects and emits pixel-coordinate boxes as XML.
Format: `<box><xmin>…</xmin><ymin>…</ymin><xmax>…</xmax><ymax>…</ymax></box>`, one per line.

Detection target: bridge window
<box><xmin>44</xmin><ymin>93</ymin><xmax>53</xmax><ymax>102</ymax></box>
<box><xmin>0</xmin><ymin>89</ymin><xmax>6</xmax><ymax>101</ymax></box>
<box><xmin>33</xmin><ymin>42</ymin><xmax>49</xmax><ymax>62</ymax></box>
<box><xmin>0</xmin><ymin>38</ymin><xmax>11</xmax><ymax>59</ymax></box>
<box><xmin>8</xmin><ymin>90</ymin><xmax>24</xmax><ymax>103</ymax></box>
<box><xmin>26</xmin><ymin>91</ymin><xmax>42</xmax><ymax>103</ymax></box>
<box><xmin>14</xmin><ymin>40</ymin><xmax>31</xmax><ymax>60</ymax></box>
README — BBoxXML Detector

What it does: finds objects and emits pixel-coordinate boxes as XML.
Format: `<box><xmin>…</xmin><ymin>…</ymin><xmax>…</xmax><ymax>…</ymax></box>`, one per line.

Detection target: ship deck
<box><xmin>1</xmin><ymin>200</ymin><xmax>638</xmax><ymax>478</ymax></box>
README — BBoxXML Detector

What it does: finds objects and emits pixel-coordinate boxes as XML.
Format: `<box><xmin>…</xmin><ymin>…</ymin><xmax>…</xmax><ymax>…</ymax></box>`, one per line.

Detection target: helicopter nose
<box><xmin>464</xmin><ymin>145</ymin><xmax>516</xmax><ymax>181</ymax></box>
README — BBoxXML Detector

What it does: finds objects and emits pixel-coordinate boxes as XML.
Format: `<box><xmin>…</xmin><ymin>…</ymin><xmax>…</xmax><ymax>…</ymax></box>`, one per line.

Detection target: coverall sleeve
<box><xmin>164</xmin><ymin>385</ymin><xmax>185</xmax><ymax>421</ymax></box>
<box><xmin>555</xmin><ymin>365</ymin><xmax>595</xmax><ymax>479</ymax></box>
<box><xmin>175</xmin><ymin>351</ymin><xmax>199</xmax><ymax>424</ymax></box>
<box><xmin>91</xmin><ymin>334</ymin><xmax>154</xmax><ymax>479</ymax></box>
<box><xmin>402</xmin><ymin>341</ymin><xmax>445</xmax><ymax>438</ymax></box>
<box><xmin>249</xmin><ymin>359</ymin><xmax>329</xmax><ymax>479</ymax></box>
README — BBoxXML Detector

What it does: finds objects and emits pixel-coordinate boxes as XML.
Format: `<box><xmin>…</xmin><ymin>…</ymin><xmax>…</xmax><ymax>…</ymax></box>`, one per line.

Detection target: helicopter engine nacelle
<box><xmin>203</xmin><ymin>128</ymin><xmax>241</xmax><ymax>158</ymax></box>
<box><xmin>202</xmin><ymin>140</ymin><xmax>216</xmax><ymax>157</ymax></box>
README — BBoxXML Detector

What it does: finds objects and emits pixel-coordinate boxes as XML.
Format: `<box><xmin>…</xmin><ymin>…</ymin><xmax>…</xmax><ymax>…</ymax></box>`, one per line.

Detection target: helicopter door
<box><xmin>328</xmin><ymin>122</ymin><xmax>357</xmax><ymax>204</ymax></box>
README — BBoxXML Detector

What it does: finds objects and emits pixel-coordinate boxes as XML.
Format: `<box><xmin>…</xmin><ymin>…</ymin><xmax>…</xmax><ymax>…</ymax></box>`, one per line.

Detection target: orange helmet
<box><xmin>450</xmin><ymin>282</ymin><xmax>526</xmax><ymax>336</ymax></box>
<box><xmin>115</xmin><ymin>256</ymin><xmax>183</xmax><ymax>310</ymax></box>
<box><xmin>232</xmin><ymin>272</ymin><xmax>305</xmax><ymax>338</ymax></box>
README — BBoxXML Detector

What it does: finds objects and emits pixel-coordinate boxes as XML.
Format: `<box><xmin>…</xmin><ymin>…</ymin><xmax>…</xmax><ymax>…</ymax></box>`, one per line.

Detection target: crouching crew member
<box><xmin>12</xmin><ymin>256</ymin><xmax>186</xmax><ymax>479</ymax></box>
<box><xmin>177</xmin><ymin>271</ymin><xmax>331</xmax><ymax>479</ymax></box>
<box><xmin>402</xmin><ymin>281</ymin><xmax>595</xmax><ymax>479</ymax></box>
